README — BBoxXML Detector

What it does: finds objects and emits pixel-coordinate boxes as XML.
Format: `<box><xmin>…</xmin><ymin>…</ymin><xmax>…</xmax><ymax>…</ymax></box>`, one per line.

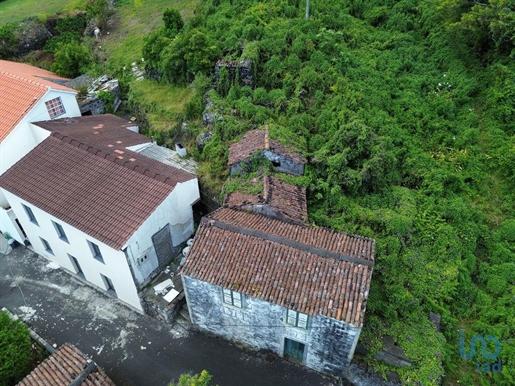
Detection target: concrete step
<box><xmin>179</xmin><ymin>306</ymin><xmax>191</xmax><ymax>323</ymax></box>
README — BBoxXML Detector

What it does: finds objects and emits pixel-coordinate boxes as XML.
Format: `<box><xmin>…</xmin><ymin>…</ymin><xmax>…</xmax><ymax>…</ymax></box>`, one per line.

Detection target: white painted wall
<box><xmin>1</xmin><ymin>189</ymin><xmax>143</xmax><ymax>311</ymax></box>
<box><xmin>0</xmin><ymin>207</ymin><xmax>24</xmax><ymax>243</ymax></box>
<box><xmin>124</xmin><ymin>178</ymin><xmax>200</xmax><ymax>285</ymax></box>
<box><xmin>0</xmin><ymin>89</ymin><xmax>80</xmax><ymax>208</ymax></box>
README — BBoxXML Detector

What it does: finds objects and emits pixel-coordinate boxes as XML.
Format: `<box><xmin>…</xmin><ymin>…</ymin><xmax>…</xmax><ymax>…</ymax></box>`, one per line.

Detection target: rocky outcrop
<box><xmin>373</xmin><ymin>336</ymin><xmax>412</xmax><ymax>367</ymax></box>
<box><xmin>214</xmin><ymin>59</ymin><xmax>253</xmax><ymax>88</ymax></box>
<box><xmin>16</xmin><ymin>18</ymin><xmax>52</xmax><ymax>56</ymax></box>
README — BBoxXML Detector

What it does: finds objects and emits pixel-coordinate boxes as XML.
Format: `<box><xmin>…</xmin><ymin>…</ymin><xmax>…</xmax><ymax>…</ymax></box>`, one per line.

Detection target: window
<box><xmin>45</xmin><ymin>97</ymin><xmax>66</xmax><ymax>118</ymax></box>
<box><xmin>101</xmin><ymin>274</ymin><xmax>116</xmax><ymax>296</ymax></box>
<box><xmin>22</xmin><ymin>204</ymin><xmax>38</xmax><ymax>226</ymax></box>
<box><xmin>52</xmin><ymin>221</ymin><xmax>68</xmax><ymax>243</ymax></box>
<box><xmin>88</xmin><ymin>240</ymin><xmax>104</xmax><ymax>263</ymax></box>
<box><xmin>286</xmin><ymin>309</ymin><xmax>308</xmax><ymax>329</ymax></box>
<box><xmin>40</xmin><ymin>237</ymin><xmax>54</xmax><ymax>255</ymax></box>
<box><xmin>223</xmin><ymin>288</ymin><xmax>242</xmax><ymax>308</ymax></box>
<box><xmin>68</xmin><ymin>254</ymin><xmax>84</xmax><ymax>279</ymax></box>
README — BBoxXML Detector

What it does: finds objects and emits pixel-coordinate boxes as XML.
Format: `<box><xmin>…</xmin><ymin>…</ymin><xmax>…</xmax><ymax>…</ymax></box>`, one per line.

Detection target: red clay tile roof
<box><xmin>0</xmin><ymin>60</ymin><xmax>75</xmax><ymax>142</ymax></box>
<box><xmin>33</xmin><ymin>115</ymin><xmax>196</xmax><ymax>187</ymax></box>
<box><xmin>225</xmin><ymin>176</ymin><xmax>308</xmax><ymax>223</ymax></box>
<box><xmin>181</xmin><ymin>208</ymin><xmax>375</xmax><ymax>326</ymax></box>
<box><xmin>228</xmin><ymin>129</ymin><xmax>306</xmax><ymax>166</ymax></box>
<box><xmin>17</xmin><ymin>343</ymin><xmax>115</xmax><ymax>386</ymax></box>
<box><xmin>0</xmin><ymin>135</ymin><xmax>194</xmax><ymax>249</ymax></box>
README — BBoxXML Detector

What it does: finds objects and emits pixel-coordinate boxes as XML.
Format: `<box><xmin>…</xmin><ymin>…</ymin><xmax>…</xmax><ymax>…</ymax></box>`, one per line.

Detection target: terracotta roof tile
<box><xmin>182</xmin><ymin>208</ymin><xmax>374</xmax><ymax>326</ymax></box>
<box><xmin>0</xmin><ymin>60</ymin><xmax>75</xmax><ymax>142</ymax></box>
<box><xmin>0</xmin><ymin>135</ymin><xmax>194</xmax><ymax>249</ymax></box>
<box><xmin>228</xmin><ymin>129</ymin><xmax>306</xmax><ymax>166</ymax></box>
<box><xmin>225</xmin><ymin>176</ymin><xmax>308</xmax><ymax>223</ymax></box>
<box><xmin>17</xmin><ymin>343</ymin><xmax>115</xmax><ymax>386</ymax></box>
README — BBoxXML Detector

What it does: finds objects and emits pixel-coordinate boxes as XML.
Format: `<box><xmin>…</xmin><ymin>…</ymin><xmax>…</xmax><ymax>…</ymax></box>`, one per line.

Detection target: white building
<box><xmin>0</xmin><ymin>60</ymin><xmax>81</xmax><ymax>242</ymax></box>
<box><xmin>0</xmin><ymin>115</ymin><xmax>199</xmax><ymax>311</ymax></box>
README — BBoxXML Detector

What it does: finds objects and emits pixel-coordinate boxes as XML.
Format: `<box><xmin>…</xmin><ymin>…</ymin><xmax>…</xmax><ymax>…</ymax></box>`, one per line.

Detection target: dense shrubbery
<box><xmin>0</xmin><ymin>312</ymin><xmax>32</xmax><ymax>386</ymax></box>
<box><xmin>139</xmin><ymin>0</ymin><xmax>515</xmax><ymax>383</ymax></box>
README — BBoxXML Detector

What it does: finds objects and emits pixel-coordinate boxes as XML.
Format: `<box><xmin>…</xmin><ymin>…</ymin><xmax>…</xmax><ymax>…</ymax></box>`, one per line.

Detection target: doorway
<box><xmin>284</xmin><ymin>338</ymin><xmax>305</xmax><ymax>364</ymax></box>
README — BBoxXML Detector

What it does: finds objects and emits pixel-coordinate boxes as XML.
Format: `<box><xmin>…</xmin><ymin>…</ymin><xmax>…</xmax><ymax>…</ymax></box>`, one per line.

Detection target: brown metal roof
<box><xmin>228</xmin><ymin>129</ymin><xmax>306</xmax><ymax>166</ymax></box>
<box><xmin>17</xmin><ymin>343</ymin><xmax>115</xmax><ymax>386</ymax></box>
<box><xmin>225</xmin><ymin>176</ymin><xmax>308</xmax><ymax>223</ymax></box>
<box><xmin>0</xmin><ymin>60</ymin><xmax>75</xmax><ymax>142</ymax></box>
<box><xmin>0</xmin><ymin>135</ymin><xmax>193</xmax><ymax>249</ymax></box>
<box><xmin>181</xmin><ymin>208</ymin><xmax>374</xmax><ymax>326</ymax></box>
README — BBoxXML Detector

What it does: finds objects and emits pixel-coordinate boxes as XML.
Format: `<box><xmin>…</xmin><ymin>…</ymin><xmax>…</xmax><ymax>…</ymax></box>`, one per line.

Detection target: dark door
<box><xmin>284</xmin><ymin>338</ymin><xmax>305</xmax><ymax>363</ymax></box>
<box><xmin>152</xmin><ymin>224</ymin><xmax>174</xmax><ymax>270</ymax></box>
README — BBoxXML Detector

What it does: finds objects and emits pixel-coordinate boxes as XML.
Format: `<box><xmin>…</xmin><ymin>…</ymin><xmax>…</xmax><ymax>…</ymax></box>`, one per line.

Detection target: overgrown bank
<box><xmin>140</xmin><ymin>0</ymin><xmax>515</xmax><ymax>384</ymax></box>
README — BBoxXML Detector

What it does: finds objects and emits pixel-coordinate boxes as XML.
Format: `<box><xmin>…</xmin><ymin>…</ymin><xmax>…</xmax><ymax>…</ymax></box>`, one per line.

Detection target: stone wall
<box><xmin>183</xmin><ymin>275</ymin><xmax>359</xmax><ymax>376</ymax></box>
<box><xmin>214</xmin><ymin>59</ymin><xmax>253</xmax><ymax>88</ymax></box>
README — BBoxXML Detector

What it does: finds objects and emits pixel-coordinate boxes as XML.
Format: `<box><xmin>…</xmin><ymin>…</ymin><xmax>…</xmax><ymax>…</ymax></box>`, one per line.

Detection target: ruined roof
<box><xmin>228</xmin><ymin>129</ymin><xmax>306</xmax><ymax>166</ymax></box>
<box><xmin>225</xmin><ymin>175</ymin><xmax>307</xmax><ymax>223</ymax></box>
<box><xmin>181</xmin><ymin>208</ymin><xmax>375</xmax><ymax>326</ymax></box>
<box><xmin>0</xmin><ymin>60</ymin><xmax>76</xmax><ymax>142</ymax></box>
<box><xmin>0</xmin><ymin>135</ymin><xmax>195</xmax><ymax>249</ymax></box>
<box><xmin>17</xmin><ymin>343</ymin><xmax>115</xmax><ymax>386</ymax></box>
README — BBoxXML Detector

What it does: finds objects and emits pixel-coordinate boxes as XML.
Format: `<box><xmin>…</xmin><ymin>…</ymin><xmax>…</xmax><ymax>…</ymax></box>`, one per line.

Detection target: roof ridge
<box><xmin>51</xmin><ymin>132</ymin><xmax>179</xmax><ymax>187</ymax></box>
<box><xmin>0</xmin><ymin>70</ymin><xmax>50</xmax><ymax>90</ymax></box>
<box><xmin>204</xmin><ymin>217</ymin><xmax>374</xmax><ymax>267</ymax></box>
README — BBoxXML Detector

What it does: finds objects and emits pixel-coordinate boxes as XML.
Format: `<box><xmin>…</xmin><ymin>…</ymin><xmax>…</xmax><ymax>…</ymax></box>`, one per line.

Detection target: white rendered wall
<box><xmin>1</xmin><ymin>189</ymin><xmax>143</xmax><ymax>311</ymax></box>
<box><xmin>124</xmin><ymin>178</ymin><xmax>200</xmax><ymax>285</ymax></box>
<box><xmin>0</xmin><ymin>207</ymin><xmax>24</xmax><ymax>243</ymax></box>
<box><xmin>0</xmin><ymin>89</ymin><xmax>80</xmax><ymax>207</ymax></box>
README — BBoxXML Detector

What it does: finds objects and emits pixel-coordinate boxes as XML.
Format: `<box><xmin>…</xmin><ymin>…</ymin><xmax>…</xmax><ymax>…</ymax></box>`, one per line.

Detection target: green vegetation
<box><xmin>0</xmin><ymin>312</ymin><xmax>33</xmax><ymax>386</ymax></box>
<box><xmin>169</xmin><ymin>370</ymin><xmax>217</xmax><ymax>386</ymax></box>
<box><xmin>140</xmin><ymin>0</ymin><xmax>515</xmax><ymax>384</ymax></box>
<box><xmin>0</xmin><ymin>0</ymin><xmax>83</xmax><ymax>24</ymax></box>
<box><xmin>100</xmin><ymin>0</ymin><xmax>199</xmax><ymax>69</ymax></box>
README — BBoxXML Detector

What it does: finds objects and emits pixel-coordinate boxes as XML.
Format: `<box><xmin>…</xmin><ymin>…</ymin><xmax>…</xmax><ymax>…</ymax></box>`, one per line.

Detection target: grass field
<box><xmin>0</xmin><ymin>0</ymin><xmax>84</xmax><ymax>24</ymax></box>
<box><xmin>99</xmin><ymin>0</ymin><xmax>199</xmax><ymax>69</ymax></box>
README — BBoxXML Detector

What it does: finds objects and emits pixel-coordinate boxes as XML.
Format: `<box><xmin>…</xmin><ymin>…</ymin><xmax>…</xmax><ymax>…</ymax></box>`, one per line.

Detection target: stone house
<box><xmin>0</xmin><ymin>60</ymin><xmax>82</xmax><ymax>243</ymax></box>
<box><xmin>181</xmin><ymin>207</ymin><xmax>375</xmax><ymax>376</ymax></box>
<box><xmin>228</xmin><ymin>128</ymin><xmax>306</xmax><ymax>176</ymax></box>
<box><xmin>0</xmin><ymin>115</ymin><xmax>200</xmax><ymax>312</ymax></box>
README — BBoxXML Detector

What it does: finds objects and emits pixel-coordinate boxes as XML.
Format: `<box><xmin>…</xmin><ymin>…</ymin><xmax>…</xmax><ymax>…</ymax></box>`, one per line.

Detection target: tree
<box><xmin>85</xmin><ymin>0</ymin><xmax>112</xmax><ymax>28</ymax></box>
<box><xmin>51</xmin><ymin>42</ymin><xmax>92</xmax><ymax>78</ymax></box>
<box><xmin>163</xmin><ymin>8</ymin><xmax>184</xmax><ymax>37</ymax></box>
<box><xmin>0</xmin><ymin>312</ymin><xmax>32</xmax><ymax>386</ymax></box>
<box><xmin>169</xmin><ymin>370</ymin><xmax>216</xmax><ymax>386</ymax></box>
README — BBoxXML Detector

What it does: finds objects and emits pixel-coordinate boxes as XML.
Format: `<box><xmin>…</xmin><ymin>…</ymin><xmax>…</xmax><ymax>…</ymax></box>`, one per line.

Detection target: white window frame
<box><xmin>223</xmin><ymin>288</ymin><xmax>243</xmax><ymax>308</ymax></box>
<box><xmin>52</xmin><ymin>221</ymin><xmax>69</xmax><ymax>243</ymax></box>
<box><xmin>87</xmin><ymin>240</ymin><xmax>104</xmax><ymax>263</ymax></box>
<box><xmin>45</xmin><ymin>97</ymin><xmax>66</xmax><ymax>118</ymax></box>
<box><xmin>22</xmin><ymin>204</ymin><xmax>39</xmax><ymax>226</ymax></box>
<box><xmin>286</xmin><ymin>309</ymin><xmax>309</xmax><ymax>329</ymax></box>
<box><xmin>40</xmin><ymin>237</ymin><xmax>54</xmax><ymax>255</ymax></box>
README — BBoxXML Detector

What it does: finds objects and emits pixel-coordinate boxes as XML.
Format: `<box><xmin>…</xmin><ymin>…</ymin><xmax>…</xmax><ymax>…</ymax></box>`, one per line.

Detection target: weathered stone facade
<box><xmin>183</xmin><ymin>275</ymin><xmax>361</xmax><ymax>377</ymax></box>
<box><xmin>214</xmin><ymin>59</ymin><xmax>253</xmax><ymax>88</ymax></box>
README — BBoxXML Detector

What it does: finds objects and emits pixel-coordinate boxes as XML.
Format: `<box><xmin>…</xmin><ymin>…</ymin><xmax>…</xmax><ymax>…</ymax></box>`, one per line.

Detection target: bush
<box><xmin>0</xmin><ymin>312</ymin><xmax>32</xmax><ymax>386</ymax></box>
<box><xmin>51</xmin><ymin>42</ymin><xmax>92</xmax><ymax>78</ymax></box>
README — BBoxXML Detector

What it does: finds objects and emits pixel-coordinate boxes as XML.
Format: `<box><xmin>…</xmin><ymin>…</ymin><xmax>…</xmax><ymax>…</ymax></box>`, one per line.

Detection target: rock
<box><xmin>83</xmin><ymin>18</ymin><xmax>97</xmax><ymax>37</ymax></box>
<box><xmin>386</xmin><ymin>371</ymin><xmax>401</xmax><ymax>384</ymax></box>
<box><xmin>373</xmin><ymin>336</ymin><xmax>412</xmax><ymax>367</ymax></box>
<box><xmin>202</xmin><ymin>96</ymin><xmax>223</xmax><ymax>126</ymax></box>
<box><xmin>355</xmin><ymin>342</ymin><xmax>369</xmax><ymax>356</ymax></box>
<box><xmin>214</xmin><ymin>58</ymin><xmax>253</xmax><ymax>88</ymax></box>
<box><xmin>197</xmin><ymin>131</ymin><xmax>212</xmax><ymax>152</ymax></box>
<box><xmin>17</xmin><ymin>18</ymin><xmax>52</xmax><ymax>56</ymax></box>
<box><xmin>429</xmin><ymin>312</ymin><xmax>441</xmax><ymax>330</ymax></box>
